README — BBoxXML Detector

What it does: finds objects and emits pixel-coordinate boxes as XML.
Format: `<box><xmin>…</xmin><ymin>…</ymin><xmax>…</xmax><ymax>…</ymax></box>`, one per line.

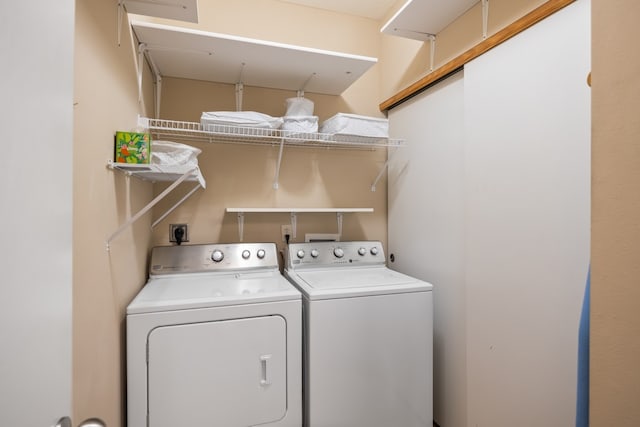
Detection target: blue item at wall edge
<box><xmin>576</xmin><ymin>266</ymin><xmax>590</xmax><ymax>427</ymax></box>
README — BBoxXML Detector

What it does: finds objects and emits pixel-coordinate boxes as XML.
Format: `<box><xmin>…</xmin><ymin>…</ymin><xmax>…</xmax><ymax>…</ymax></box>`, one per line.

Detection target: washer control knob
<box><xmin>297</xmin><ymin>249</ymin><xmax>305</xmax><ymax>259</ymax></box>
<box><xmin>370</xmin><ymin>247</ymin><xmax>379</xmax><ymax>256</ymax></box>
<box><xmin>334</xmin><ymin>247</ymin><xmax>344</xmax><ymax>258</ymax></box>
<box><xmin>242</xmin><ymin>250</ymin><xmax>251</xmax><ymax>259</ymax></box>
<box><xmin>256</xmin><ymin>249</ymin><xmax>266</xmax><ymax>259</ymax></box>
<box><xmin>310</xmin><ymin>249</ymin><xmax>320</xmax><ymax>258</ymax></box>
<box><xmin>211</xmin><ymin>249</ymin><xmax>224</xmax><ymax>262</ymax></box>
<box><xmin>358</xmin><ymin>247</ymin><xmax>366</xmax><ymax>256</ymax></box>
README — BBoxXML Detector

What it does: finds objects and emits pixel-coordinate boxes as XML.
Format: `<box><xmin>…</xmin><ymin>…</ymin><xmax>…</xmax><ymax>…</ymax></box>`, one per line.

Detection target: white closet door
<box><xmin>388</xmin><ymin>2</ymin><xmax>590</xmax><ymax>426</ymax></box>
<box><xmin>0</xmin><ymin>0</ymin><xmax>74</xmax><ymax>426</ymax></box>
<box><xmin>148</xmin><ymin>315</ymin><xmax>287</xmax><ymax>427</ymax></box>
<box><xmin>388</xmin><ymin>71</ymin><xmax>466</xmax><ymax>427</ymax></box>
<box><xmin>464</xmin><ymin>1</ymin><xmax>591</xmax><ymax>426</ymax></box>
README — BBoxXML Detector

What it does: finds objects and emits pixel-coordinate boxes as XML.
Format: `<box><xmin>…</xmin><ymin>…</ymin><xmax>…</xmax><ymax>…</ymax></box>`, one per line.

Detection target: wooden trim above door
<box><xmin>379</xmin><ymin>0</ymin><xmax>577</xmax><ymax>112</ymax></box>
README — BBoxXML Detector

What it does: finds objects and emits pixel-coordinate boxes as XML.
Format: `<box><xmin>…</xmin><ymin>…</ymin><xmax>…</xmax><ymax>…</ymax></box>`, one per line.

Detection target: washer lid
<box><xmin>127</xmin><ymin>270</ymin><xmax>301</xmax><ymax>314</ymax></box>
<box><xmin>291</xmin><ymin>266</ymin><xmax>432</xmax><ymax>300</ymax></box>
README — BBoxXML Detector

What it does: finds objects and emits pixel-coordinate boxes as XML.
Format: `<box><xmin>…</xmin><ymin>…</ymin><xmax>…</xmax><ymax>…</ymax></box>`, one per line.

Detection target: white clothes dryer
<box><xmin>285</xmin><ymin>241</ymin><xmax>433</xmax><ymax>427</ymax></box>
<box><xmin>127</xmin><ymin>243</ymin><xmax>302</xmax><ymax>427</ymax></box>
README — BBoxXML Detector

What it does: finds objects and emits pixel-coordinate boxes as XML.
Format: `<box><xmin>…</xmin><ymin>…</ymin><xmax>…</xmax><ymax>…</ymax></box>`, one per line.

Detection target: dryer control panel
<box><xmin>150</xmin><ymin>243</ymin><xmax>278</xmax><ymax>275</ymax></box>
<box><xmin>287</xmin><ymin>241</ymin><xmax>385</xmax><ymax>269</ymax></box>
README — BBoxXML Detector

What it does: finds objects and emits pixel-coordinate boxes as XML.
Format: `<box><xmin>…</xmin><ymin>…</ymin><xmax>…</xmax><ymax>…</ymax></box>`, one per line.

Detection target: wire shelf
<box><xmin>139</xmin><ymin>117</ymin><xmax>405</xmax><ymax>150</ymax></box>
<box><xmin>108</xmin><ymin>161</ymin><xmax>202</xmax><ymax>183</ymax></box>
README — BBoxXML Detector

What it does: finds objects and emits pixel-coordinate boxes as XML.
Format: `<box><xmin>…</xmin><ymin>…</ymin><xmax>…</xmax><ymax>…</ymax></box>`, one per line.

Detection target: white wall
<box><xmin>387</xmin><ymin>1</ymin><xmax>590</xmax><ymax>426</ymax></box>
<box><xmin>0</xmin><ymin>0</ymin><xmax>74</xmax><ymax>425</ymax></box>
<box><xmin>388</xmin><ymin>71</ymin><xmax>467</xmax><ymax>427</ymax></box>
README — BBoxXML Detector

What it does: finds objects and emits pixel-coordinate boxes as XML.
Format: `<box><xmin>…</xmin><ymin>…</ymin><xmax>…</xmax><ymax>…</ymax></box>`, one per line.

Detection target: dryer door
<box><xmin>147</xmin><ymin>315</ymin><xmax>287</xmax><ymax>427</ymax></box>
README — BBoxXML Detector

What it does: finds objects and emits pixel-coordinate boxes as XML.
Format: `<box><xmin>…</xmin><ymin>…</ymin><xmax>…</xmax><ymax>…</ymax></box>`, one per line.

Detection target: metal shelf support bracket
<box><xmin>429</xmin><ymin>35</ymin><xmax>436</xmax><ymax>72</ymax></box>
<box><xmin>371</xmin><ymin>146</ymin><xmax>401</xmax><ymax>192</ymax></box>
<box><xmin>106</xmin><ymin>166</ymin><xmax>200</xmax><ymax>250</ymax></box>
<box><xmin>154</xmin><ymin>74</ymin><xmax>163</xmax><ymax>119</ymax></box>
<box><xmin>297</xmin><ymin>72</ymin><xmax>316</xmax><ymax>97</ymax></box>
<box><xmin>151</xmin><ymin>183</ymin><xmax>201</xmax><ymax>228</ymax></box>
<box><xmin>235</xmin><ymin>63</ymin><xmax>245</xmax><ymax>111</ymax></box>
<box><xmin>235</xmin><ymin>82</ymin><xmax>244</xmax><ymax>112</ymax></box>
<box><xmin>136</xmin><ymin>43</ymin><xmax>163</xmax><ymax>117</ymax></box>
<box><xmin>482</xmin><ymin>0</ymin><xmax>489</xmax><ymax>39</ymax></box>
<box><xmin>291</xmin><ymin>212</ymin><xmax>298</xmax><ymax>240</ymax></box>
<box><xmin>137</xmin><ymin>43</ymin><xmax>147</xmax><ymax>103</ymax></box>
<box><xmin>273</xmin><ymin>138</ymin><xmax>285</xmax><ymax>190</ymax></box>
<box><xmin>237</xmin><ymin>212</ymin><xmax>245</xmax><ymax>242</ymax></box>
<box><xmin>117</xmin><ymin>2</ymin><xmax>124</xmax><ymax>47</ymax></box>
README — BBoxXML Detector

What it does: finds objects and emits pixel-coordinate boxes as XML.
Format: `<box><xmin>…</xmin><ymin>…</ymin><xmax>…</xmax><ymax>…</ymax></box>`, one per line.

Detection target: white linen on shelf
<box><xmin>320</xmin><ymin>113</ymin><xmax>389</xmax><ymax>138</ymax></box>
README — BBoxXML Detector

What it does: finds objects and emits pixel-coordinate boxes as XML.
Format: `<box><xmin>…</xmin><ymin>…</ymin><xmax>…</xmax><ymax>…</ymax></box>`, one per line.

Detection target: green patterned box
<box><xmin>114</xmin><ymin>131</ymin><xmax>151</xmax><ymax>164</ymax></box>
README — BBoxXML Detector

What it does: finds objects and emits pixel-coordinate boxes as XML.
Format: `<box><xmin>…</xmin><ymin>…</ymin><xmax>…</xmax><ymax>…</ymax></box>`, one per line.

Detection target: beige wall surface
<box><xmin>139</xmin><ymin>0</ymin><xmax>389</xmax><ymax>252</ymax></box>
<box><xmin>75</xmin><ymin>1</ymin><xmax>388</xmax><ymax>425</ymax></box>
<box><xmin>141</xmin><ymin>0</ymin><xmax>555</xmax><ymax>259</ymax></box>
<box><xmin>152</xmin><ymin>79</ymin><xmax>388</xmax><ymax>254</ymax></box>
<box><xmin>591</xmin><ymin>0</ymin><xmax>640</xmax><ymax>425</ymax></box>
<box><xmin>74</xmin><ymin>0</ymin><xmax>153</xmax><ymax>425</ymax></box>
<box><xmin>71</xmin><ymin>1</ymin><xmax>600</xmax><ymax>426</ymax></box>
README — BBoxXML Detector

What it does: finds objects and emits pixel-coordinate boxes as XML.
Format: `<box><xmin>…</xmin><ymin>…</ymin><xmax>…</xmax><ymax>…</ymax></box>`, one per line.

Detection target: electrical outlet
<box><xmin>169</xmin><ymin>224</ymin><xmax>189</xmax><ymax>243</ymax></box>
<box><xmin>281</xmin><ymin>225</ymin><xmax>292</xmax><ymax>242</ymax></box>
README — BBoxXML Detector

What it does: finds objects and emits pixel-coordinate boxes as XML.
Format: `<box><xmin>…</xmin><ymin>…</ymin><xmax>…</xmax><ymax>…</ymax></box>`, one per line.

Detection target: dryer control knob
<box><xmin>257</xmin><ymin>249</ymin><xmax>266</xmax><ymax>259</ymax></box>
<box><xmin>242</xmin><ymin>250</ymin><xmax>251</xmax><ymax>259</ymax></box>
<box><xmin>297</xmin><ymin>249</ymin><xmax>305</xmax><ymax>259</ymax></box>
<box><xmin>211</xmin><ymin>249</ymin><xmax>224</xmax><ymax>262</ymax></box>
<box><xmin>358</xmin><ymin>247</ymin><xmax>366</xmax><ymax>256</ymax></box>
<box><xmin>310</xmin><ymin>249</ymin><xmax>319</xmax><ymax>258</ymax></box>
<box><xmin>334</xmin><ymin>247</ymin><xmax>344</xmax><ymax>258</ymax></box>
<box><xmin>370</xmin><ymin>247</ymin><xmax>379</xmax><ymax>256</ymax></box>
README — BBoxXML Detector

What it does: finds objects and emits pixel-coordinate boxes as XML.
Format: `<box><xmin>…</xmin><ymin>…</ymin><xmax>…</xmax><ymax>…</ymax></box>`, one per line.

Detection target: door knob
<box><xmin>55</xmin><ymin>417</ymin><xmax>71</xmax><ymax>427</ymax></box>
<box><xmin>78</xmin><ymin>418</ymin><xmax>106</xmax><ymax>427</ymax></box>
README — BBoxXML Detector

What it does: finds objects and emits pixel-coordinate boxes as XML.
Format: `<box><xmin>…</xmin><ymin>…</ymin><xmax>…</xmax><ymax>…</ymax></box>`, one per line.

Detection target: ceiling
<box><xmin>278</xmin><ymin>0</ymin><xmax>399</xmax><ymax>20</ymax></box>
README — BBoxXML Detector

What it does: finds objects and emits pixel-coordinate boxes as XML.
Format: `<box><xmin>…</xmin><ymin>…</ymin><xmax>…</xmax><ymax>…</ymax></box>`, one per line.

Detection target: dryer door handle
<box><xmin>260</xmin><ymin>354</ymin><xmax>272</xmax><ymax>386</ymax></box>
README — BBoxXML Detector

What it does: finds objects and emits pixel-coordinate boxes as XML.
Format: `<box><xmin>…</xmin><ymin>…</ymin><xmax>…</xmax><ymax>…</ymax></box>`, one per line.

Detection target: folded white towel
<box><xmin>201</xmin><ymin>111</ymin><xmax>283</xmax><ymax>129</ymax></box>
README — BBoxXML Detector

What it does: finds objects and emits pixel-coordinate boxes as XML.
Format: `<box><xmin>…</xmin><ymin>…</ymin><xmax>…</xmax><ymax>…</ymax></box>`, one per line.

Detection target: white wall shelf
<box><xmin>138</xmin><ymin>116</ymin><xmax>403</xmax><ymax>191</ymax></box>
<box><xmin>108</xmin><ymin>161</ymin><xmax>204</xmax><ymax>183</ymax></box>
<box><xmin>122</xmin><ymin>0</ymin><xmax>199</xmax><ymax>23</ymax></box>
<box><xmin>131</xmin><ymin>19</ymin><xmax>377</xmax><ymax>100</ymax></box>
<box><xmin>139</xmin><ymin>117</ymin><xmax>403</xmax><ymax>148</ymax></box>
<box><xmin>226</xmin><ymin>208</ymin><xmax>374</xmax><ymax>242</ymax></box>
<box><xmin>381</xmin><ymin>0</ymin><xmax>479</xmax><ymax>41</ymax></box>
<box><xmin>106</xmin><ymin>161</ymin><xmax>205</xmax><ymax>249</ymax></box>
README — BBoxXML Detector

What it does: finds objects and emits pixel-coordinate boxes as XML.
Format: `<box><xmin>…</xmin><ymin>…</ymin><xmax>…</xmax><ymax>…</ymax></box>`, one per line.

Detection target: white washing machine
<box><xmin>127</xmin><ymin>243</ymin><xmax>302</xmax><ymax>427</ymax></box>
<box><xmin>285</xmin><ymin>241</ymin><xmax>433</xmax><ymax>427</ymax></box>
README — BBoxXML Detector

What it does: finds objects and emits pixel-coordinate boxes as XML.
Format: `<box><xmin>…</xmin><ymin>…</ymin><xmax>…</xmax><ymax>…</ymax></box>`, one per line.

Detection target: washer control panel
<box><xmin>150</xmin><ymin>243</ymin><xmax>277</xmax><ymax>275</ymax></box>
<box><xmin>287</xmin><ymin>241</ymin><xmax>385</xmax><ymax>268</ymax></box>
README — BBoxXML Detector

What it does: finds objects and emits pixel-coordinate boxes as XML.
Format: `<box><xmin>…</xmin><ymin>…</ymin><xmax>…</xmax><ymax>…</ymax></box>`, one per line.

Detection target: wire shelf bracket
<box><xmin>106</xmin><ymin>161</ymin><xmax>204</xmax><ymax>250</ymax></box>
